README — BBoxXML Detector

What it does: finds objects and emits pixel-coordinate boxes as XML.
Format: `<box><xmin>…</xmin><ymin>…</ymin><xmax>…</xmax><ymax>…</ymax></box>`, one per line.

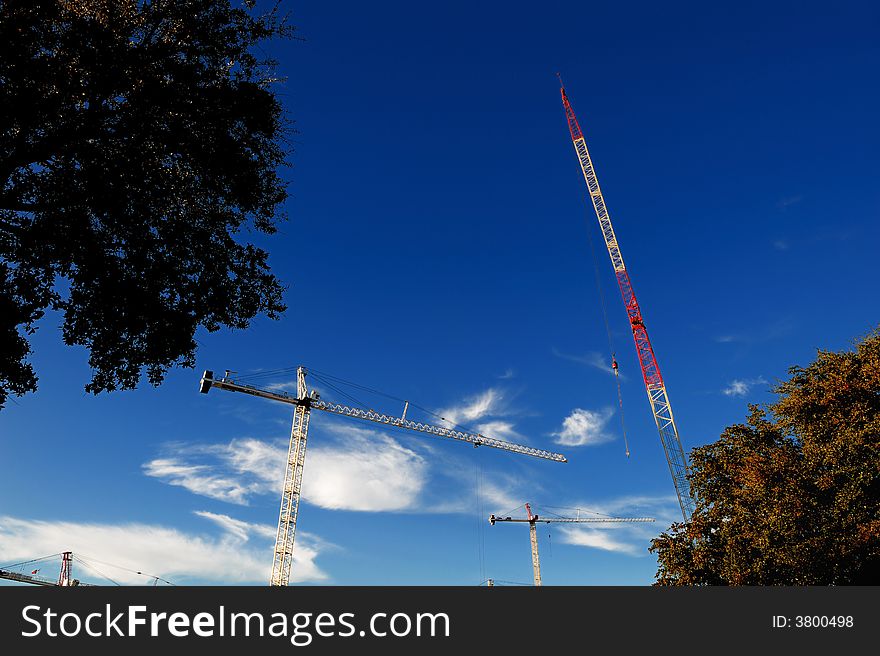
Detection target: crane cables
<box><xmin>583</xmin><ymin>199</ymin><xmax>631</xmax><ymax>458</ymax></box>
<box><xmin>235</xmin><ymin>366</ymin><xmax>503</xmax><ymax>585</ymax></box>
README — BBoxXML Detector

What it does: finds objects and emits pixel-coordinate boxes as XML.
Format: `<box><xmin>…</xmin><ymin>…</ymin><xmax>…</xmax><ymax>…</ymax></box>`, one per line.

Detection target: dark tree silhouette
<box><xmin>0</xmin><ymin>1</ymin><xmax>293</xmax><ymax>408</ymax></box>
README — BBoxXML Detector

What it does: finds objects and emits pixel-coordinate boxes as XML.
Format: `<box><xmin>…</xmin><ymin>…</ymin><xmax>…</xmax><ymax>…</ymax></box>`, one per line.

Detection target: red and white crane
<box><xmin>559</xmin><ymin>79</ymin><xmax>695</xmax><ymax>520</ymax></box>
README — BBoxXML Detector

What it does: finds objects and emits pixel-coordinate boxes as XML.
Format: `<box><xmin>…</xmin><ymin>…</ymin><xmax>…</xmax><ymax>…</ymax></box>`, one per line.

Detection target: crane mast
<box><xmin>272</xmin><ymin>368</ymin><xmax>310</xmax><ymax>587</ymax></box>
<box><xmin>526</xmin><ymin>503</ymin><xmax>542</xmax><ymax>586</ymax></box>
<box><xmin>559</xmin><ymin>83</ymin><xmax>695</xmax><ymax>520</ymax></box>
<box><xmin>200</xmin><ymin>368</ymin><xmax>567</xmax><ymax>586</ymax></box>
<box><xmin>490</xmin><ymin>504</ymin><xmax>655</xmax><ymax>585</ymax></box>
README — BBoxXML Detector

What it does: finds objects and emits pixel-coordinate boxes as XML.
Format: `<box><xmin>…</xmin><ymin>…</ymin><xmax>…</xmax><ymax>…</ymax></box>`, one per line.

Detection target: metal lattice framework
<box><xmin>560</xmin><ymin>83</ymin><xmax>696</xmax><ymax>520</ymax></box>
<box><xmin>311</xmin><ymin>400</ymin><xmax>566</xmax><ymax>461</ymax></box>
<box><xmin>489</xmin><ymin>504</ymin><xmax>655</xmax><ymax>585</ymax></box>
<box><xmin>271</xmin><ymin>387</ymin><xmax>310</xmax><ymax>587</ymax></box>
<box><xmin>200</xmin><ymin>368</ymin><xmax>567</xmax><ymax>586</ymax></box>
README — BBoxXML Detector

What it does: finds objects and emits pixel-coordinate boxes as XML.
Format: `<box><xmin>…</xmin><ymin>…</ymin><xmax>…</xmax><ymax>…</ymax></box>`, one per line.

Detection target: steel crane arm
<box><xmin>200</xmin><ymin>372</ymin><xmax>567</xmax><ymax>463</ymax></box>
<box><xmin>489</xmin><ymin>516</ymin><xmax>655</xmax><ymax>524</ymax></box>
<box><xmin>0</xmin><ymin>569</ymin><xmax>58</xmax><ymax>586</ymax></box>
<box><xmin>559</xmin><ymin>83</ymin><xmax>696</xmax><ymax>521</ymax></box>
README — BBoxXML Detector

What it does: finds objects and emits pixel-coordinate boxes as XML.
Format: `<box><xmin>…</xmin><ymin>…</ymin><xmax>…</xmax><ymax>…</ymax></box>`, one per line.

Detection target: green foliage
<box><xmin>0</xmin><ymin>1</ymin><xmax>294</xmax><ymax>408</ymax></box>
<box><xmin>650</xmin><ymin>329</ymin><xmax>880</xmax><ymax>584</ymax></box>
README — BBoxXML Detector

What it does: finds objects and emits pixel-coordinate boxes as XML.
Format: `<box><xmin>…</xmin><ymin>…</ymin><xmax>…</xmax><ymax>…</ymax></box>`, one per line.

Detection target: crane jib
<box><xmin>560</xmin><ymin>84</ymin><xmax>696</xmax><ymax>521</ymax></box>
<box><xmin>200</xmin><ymin>367</ymin><xmax>568</xmax><ymax>586</ymax></box>
<box><xmin>200</xmin><ymin>373</ymin><xmax>568</xmax><ymax>463</ymax></box>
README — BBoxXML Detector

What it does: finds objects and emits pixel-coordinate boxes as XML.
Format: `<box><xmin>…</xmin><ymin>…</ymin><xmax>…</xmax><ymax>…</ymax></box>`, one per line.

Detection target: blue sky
<box><xmin>1</xmin><ymin>0</ymin><xmax>878</xmax><ymax>586</ymax></box>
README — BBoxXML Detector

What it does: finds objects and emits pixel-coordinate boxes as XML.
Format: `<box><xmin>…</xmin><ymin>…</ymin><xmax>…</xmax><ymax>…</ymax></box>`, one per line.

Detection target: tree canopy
<box><xmin>650</xmin><ymin>329</ymin><xmax>880</xmax><ymax>584</ymax></box>
<box><xmin>0</xmin><ymin>0</ymin><xmax>293</xmax><ymax>408</ymax></box>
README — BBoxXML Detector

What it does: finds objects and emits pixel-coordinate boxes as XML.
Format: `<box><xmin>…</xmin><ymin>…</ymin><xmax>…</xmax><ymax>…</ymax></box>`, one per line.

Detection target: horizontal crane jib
<box><xmin>490</xmin><ymin>517</ymin><xmax>655</xmax><ymax>524</ymax></box>
<box><xmin>311</xmin><ymin>400</ymin><xmax>566</xmax><ymax>462</ymax></box>
<box><xmin>202</xmin><ymin>374</ymin><xmax>567</xmax><ymax>463</ymax></box>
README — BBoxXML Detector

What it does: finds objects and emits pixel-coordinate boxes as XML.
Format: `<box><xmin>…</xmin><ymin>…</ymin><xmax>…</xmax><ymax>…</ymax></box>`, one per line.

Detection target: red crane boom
<box><xmin>559</xmin><ymin>81</ymin><xmax>695</xmax><ymax>520</ymax></box>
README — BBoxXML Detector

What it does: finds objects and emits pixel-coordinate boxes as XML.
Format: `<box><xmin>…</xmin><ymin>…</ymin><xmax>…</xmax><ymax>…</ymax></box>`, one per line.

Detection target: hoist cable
<box><xmin>583</xmin><ymin>198</ymin><xmax>631</xmax><ymax>457</ymax></box>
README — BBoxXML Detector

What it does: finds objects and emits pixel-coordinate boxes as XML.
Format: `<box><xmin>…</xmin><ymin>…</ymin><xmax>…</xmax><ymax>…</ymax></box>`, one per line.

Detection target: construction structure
<box><xmin>0</xmin><ymin>552</ymin><xmax>87</xmax><ymax>586</ymax></box>
<box><xmin>489</xmin><ymin>503</ymin><xmax>654</xmax><ymax>585</ymax></box>
<box><xmin>200</xmin><ymin>367</ymin><xmax>567</xmax><ymax>587</ymax></box>
<box><xmin>558</xmin><ymin>79</ymin><xmax>696</xmax><ymax>520</ymax></box>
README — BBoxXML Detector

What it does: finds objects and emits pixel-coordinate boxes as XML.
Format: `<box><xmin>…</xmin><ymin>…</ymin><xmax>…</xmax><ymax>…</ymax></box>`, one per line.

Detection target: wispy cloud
<box><xmin>776</xmin><ymin>195</ymin><xmax>803</xmax><ymax>209</ymax></box>
<box><xmin>552</xmin><ymin>348</ymin><xmax>620</xmax><ymax>378</ymax></box>
<box><xmin>473</xmin><ymin>419</ymin><xmax>525</xmax><ymax>443</ymax></box>
<box><xmin>437</xmin><ymin>388</ymin><xmax>506</xmax><ymax>427</ymax></box>
<box><xmin>434</xmin><ymin>387</ymin><xmax>530</xmax><ymax>443</ymax></box>
<box><xmin>498</xmin><ymin>368</ymin><xmax>515</xmax><ymax>380</ymax></box>
<box><xmin>434</xmin><ymin>467</ymin><xmax>533</xmax><ymax>516</ymax></box>
<box><xmin>146</xmin><ymin>381</ymin><xmax>534</xmax><ymax>515</ymax></box>
<box><xmin>194</xmin><ymin>511</ymin><xmax>276</xmax><ymax>542</ymax></box>
<box><xmin>143</xmin><ymin>439</ymin><xmax>282</xmax><ymax>505</ymax></box>
<box><xmin>302</xmin><ymin>424</ymin><xmax>428</xmax><ymax>512</ymax></box>
<box><xmin>551</xmin><ymin>408</ymin><xmax>615</xmax><ymax>447</ymax></box>
<box><xmin>722</xmin><ymin>376</ymin><xmax>769</xmax><ymax>398</ymax></box>
<box><xmin>772</xmin><ymin>240</ymin><xmax>790</xmax><ymax>251</ymax></box>
<box><xmin>265</xmin><ymin>380</ymin><xmax>299</xmax><ymax>392</ymax></box>
<box><xmin>553</xmin><ymin>494</ymin><xmax>680</xmax><ymax>557</ymax></box>
<box><xmin>144</xmin><ymin>427</ymin><xmax>429</xmax><ymax>513</ymax></box>
<box><xmin>557</xmin><ymin>526</ymin><xmax>643</xmax><ymax>555</ymax></box>
<box><xmin>713</xmin><ymin>318</ymin><xmax>795</xmax><ymax>345</ymax></box>
<box><xmin>0</xmin><ymin>512</ymin><xmax>327</xmax><ymax>584</ymax></box>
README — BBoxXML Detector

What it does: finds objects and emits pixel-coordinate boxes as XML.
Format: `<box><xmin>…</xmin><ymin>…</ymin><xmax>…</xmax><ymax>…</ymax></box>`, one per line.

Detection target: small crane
<box><xmin>0</xmin><ymin>552</ymin><xmax>88</xmax><ymax>586</ymax></box>
<box><xmin>200</xmin><ymin>367</ymin><xmax>568</xmax><ymax>587</ymax></box>
<box><xmin>489</xmin><ymin>503</ymin><xmax>654</xmax><ymax>585</ymax></box>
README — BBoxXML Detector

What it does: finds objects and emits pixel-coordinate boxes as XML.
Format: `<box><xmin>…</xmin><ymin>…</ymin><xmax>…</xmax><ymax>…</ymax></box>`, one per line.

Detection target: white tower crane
<box><xmin>200</xmin><ymin>368</ymin><xmax>567</xmax><ymax>587</ymax></box>
<box><xmin>489</xmin><ymin>503</ymin><xmax>654</xmax><ymax>585</ymax></box>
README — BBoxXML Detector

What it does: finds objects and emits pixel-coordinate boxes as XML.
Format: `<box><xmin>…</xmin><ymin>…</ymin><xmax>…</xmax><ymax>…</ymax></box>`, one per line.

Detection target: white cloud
<box><xmin>479</xmin><ymin>480</ymin><xmax>524</xmax><ymax>515</ymax></box>
<box><xmin>568</xmin><ymin>494</ymin><xmax>681</xmax><ymax>528</ymax></box>
<box><xmin>432</xmin><ymin>466</ymin><xmax>532</xmax><ymax>516</ymax></box>
<box><xmin>302</xmin><ymin>425</ymin><xmax>428</xmax><ymax>512</ymax></box>
<box><xmin>265</xmin><ymin>380</ymin><xmax>299</xmax><ymax>392</ymax></box>
<box><xmin>551</xmin><ymin>408</ymin><xmax>615</xmax><ymax>446</ymax></box>
<box><xmin>142</xmin><ymin>438</ymin><xmax>284</xmax><ymax>505</ymax></box>
<box><xmin>194</xmin><ymin>510</ymin><xmax>276</xmax><ymax>542</ymax></box>
<box><xmin>224</xmin><ymin>438</ymin><xmax>286</xmax><ymax>489</ymax></box>
<box><xmin>550</xmin><ymin>494</ymin><xmax>679</xmax><ymax>557</ymax></box>
<box><xmin>435</xmin><ymin>387</ymin><xmax>531</xmax><ymax>445</ymax></box>
<box><xmin>0</xmin><ymin>512</ymin><xmax>327</xmax><ymax>585</ymax></box>
<box><xmin>552</xmin><ymin>348</ymin><xmax>626</xmax><ymax>380</ymax></box>
<box><xmin>722</xmin><ymin>376</ymin><xmax>768</xmax><ymax>397</ymax></box>
<box><xmin>557</xmin><ymin>526</ymin><xmax>642</xmax><ymax>555</ymax></box>
<box><xmin>437</xmin><ymin>388</ymin><xmax>505</xmax><ymax>427</ymax></box>
<box><xmin>474</xmin><ymin>419</ymin><xmax>525</xmax><ymax>443</ymax></box>
<box><xmin>144</xmin><ymin>427</ymin><xmax>428</xmax><ymax>513</ymax></box>
<box><xmin>498</xmin><ymin>368</ymin><xmax>515</xmax><ymax>380</ymax></box>
<box><xmin>147</xmin><ymin>385</ymin><xmax>532</xmax><ymax>515</ymax></box>
<box><xmin>142</xmin><ymin>458</ymin><xmax>260</xmax><ymax>505</ymax></box>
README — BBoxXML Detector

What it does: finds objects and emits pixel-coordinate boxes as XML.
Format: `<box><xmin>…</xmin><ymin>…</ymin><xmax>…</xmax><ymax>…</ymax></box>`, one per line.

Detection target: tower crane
<box><xmin>558</xmin><ymin>79</ymin><xmax>696</xmax><ymax>520</ymax></box>
<box><xmin>199</xmin><ymin>367</ymin><xmax>568</xmax><ymax>587</ymax></box>
<box><xmin>0</xmin><ymin>552</ymin><xmax>88</xmax><ymax>586</ymax></box>
<box><xmin>489</xmin><ymin>503</ymin><xmax>654</xmax><ymax>585</ymax></box>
